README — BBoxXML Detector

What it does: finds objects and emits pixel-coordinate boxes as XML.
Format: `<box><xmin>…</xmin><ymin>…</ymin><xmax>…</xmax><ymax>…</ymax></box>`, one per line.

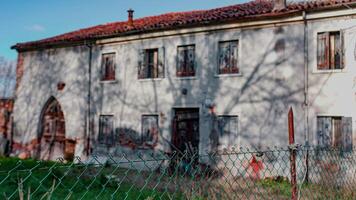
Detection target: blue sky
<box><xmin>0</xmin><ymin>0</ymin><xmax>247</xmax><ymax>60</ymax></box>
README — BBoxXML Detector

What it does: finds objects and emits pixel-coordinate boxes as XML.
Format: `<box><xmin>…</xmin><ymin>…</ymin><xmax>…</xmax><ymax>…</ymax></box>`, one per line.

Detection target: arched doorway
<box><xmin>38</xmin><ymin>97</ymin><xmax>75</xmax><ymax>161</ymax></box>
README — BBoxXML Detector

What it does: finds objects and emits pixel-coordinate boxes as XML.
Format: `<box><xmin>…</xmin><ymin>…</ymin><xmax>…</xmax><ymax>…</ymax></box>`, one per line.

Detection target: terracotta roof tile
<box><xmin>12</xmin><ymin>0</ymin><xmax>356</xmax><ymax>51</ymax></box>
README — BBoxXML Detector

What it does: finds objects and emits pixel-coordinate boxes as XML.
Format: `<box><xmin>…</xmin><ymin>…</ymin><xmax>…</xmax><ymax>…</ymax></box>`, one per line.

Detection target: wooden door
<box><xmin>39</xmin><ymin>98</ymin><xmax>74</xmax><ymax>161</ymax></box>
<box><xmin>172</xmin><ymin>108</ymin><xmax>199</xmax><ymax>154</ymax></box>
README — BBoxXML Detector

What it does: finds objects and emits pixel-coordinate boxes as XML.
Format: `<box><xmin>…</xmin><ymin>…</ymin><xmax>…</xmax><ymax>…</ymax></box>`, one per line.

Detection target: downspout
<box><xmin>303</xmin><ymin>10</ymin><xmax>310</xmax><ymax>184</ymax></box>
<box><xmin>303</xmin><ymin>11</ymin><xmax>309</xmax><ymax>146</ymax></box>
<box><xmin>85</xmin><ymin>42</ymin><xmax>93</xmax><ymax>156</ymax></box>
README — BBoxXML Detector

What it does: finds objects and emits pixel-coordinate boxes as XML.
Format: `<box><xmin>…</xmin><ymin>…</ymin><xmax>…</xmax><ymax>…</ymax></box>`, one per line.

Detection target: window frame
<box><xmin>138</xmin><ymin>48</ymin><xmax>165</xmax><ymax>80</ymax></box>
<box><xmin>217</xmin><ymin>40</ymin><xmax>241</xmax><ymax>76</ymax></box>
<box><xmin>215</xmin><ymin>115</ymin><xmax>239</xmax><ymax>137</ymax></box>
<box><xmin>100</xmin><ymin>52</ymin><xmax>117</xmax><ymax>82</ymax></box>
<box><xmin>141</xmin><ymin>114</ymin><xmax>159</xmax><ymax>148</ymax></box>
<box><xmin>176</xmin><ymin>44</ymin><xmax>196</xmax><ymax>78</ymax></box>
<box><xmin>315</xmin><ymin>31</ymin><xmax>345</xmax><ymax>72</ymax></box>
<box><xmin>316</xmin><ymin>115</ymin><xmax>353</xmax><ymax>151</ymax></box>
<box><xmin>98</xmin><ymin>115</ymin><xmax>115</xmax><ymax>146</ymax></box>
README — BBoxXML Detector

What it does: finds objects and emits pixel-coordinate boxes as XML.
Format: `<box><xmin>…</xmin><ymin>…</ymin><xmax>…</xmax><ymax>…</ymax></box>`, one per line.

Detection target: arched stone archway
<box><xmin>38</xmin><ymin>97</ymin><xmax>75</xmax><ymax>161</ymax></box>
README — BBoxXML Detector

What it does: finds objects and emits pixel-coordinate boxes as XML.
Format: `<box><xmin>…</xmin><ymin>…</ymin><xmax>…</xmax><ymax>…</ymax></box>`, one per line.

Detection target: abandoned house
<box><xmin>8</xmin><ymin>0</ymin><xmax>356</xmax><ymax>160</ymax></box>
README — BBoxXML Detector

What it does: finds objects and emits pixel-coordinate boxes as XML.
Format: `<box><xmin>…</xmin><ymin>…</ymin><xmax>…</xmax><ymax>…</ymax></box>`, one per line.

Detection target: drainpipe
<box><xmin>303</xmin><ymin>10</ymin><xmax>310</xmax><ymax>184</ymax></box>
<box><xmin>85</xmin><ymin>42</ymin><xmax>93</xmax><ymax>156</ymax></box>
<box><xmin>303</xmin><ymin>11</ymin><xmax>309</xmax><ymax>146</ymax></box>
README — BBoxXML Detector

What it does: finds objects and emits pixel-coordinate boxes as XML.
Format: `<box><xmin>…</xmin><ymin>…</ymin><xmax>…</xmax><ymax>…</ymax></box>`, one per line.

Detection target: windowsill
<box><xmin>214</xmin><ymin>73</ymin><xmax>243</xmax><ymax>78</ymax></box>
<box><xmin>100</xmin><ymin>80</ymin><xmax>118</xmax><ymax>84</ymax></box>
<box><xmin>312</xmin><ymin>69</ymin><xmax>346</xmax><ymax>74</ymax></box>
<box><xmin>174</xmin><ymin>76</ymin><xmax>197</xmax><ymax>80</ymax></box>
<box><xmin>138</xmin><ymin>78</ymin><xmax>164</xmax><ymax>82</ymax></box>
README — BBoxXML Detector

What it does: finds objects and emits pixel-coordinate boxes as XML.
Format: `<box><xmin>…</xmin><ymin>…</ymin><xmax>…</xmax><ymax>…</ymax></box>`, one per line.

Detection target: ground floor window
<box><xmin>98</xmin><ymin>115</ymin><xmax>114</xmax><ymax>146</ymax></box>
<box><xmin>317</xmin><ymin>116</ymin><xmax>352</xmax><ymax>151</ymax></box>
<box><xmin>141</xmin><ymin>115</ymin><xmax>159</xmax><ymax>147</ymax></box>
<box><xmin>211</xmin><ymin>115</ymin><xmax>238</xmax><ymax>149</ymax></box>
<box><xmin>216</xmin><ymin>115</ymin><xmax>238</xmax><ymax>137</ymax></box>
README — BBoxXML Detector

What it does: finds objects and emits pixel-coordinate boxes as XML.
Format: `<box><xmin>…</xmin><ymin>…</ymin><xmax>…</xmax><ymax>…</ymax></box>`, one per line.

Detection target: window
<box><xmin>218</xmin><ymin>41</ymin><xmax>239</xmax><ymax>74</ymax></box>
<box><xmin>138</xmin><ymin>48</ymin><xmax>164</xmax><ymax>79</ymax></box>
<box><xmin>141</xmin><ymin>115</ymin><xmax>159</xmax><ymax>147</ymax></box>
<box><xmin>317</xmin><ymin>116</ymin><xmax>352</xmax><ymax>151</ymax></box>
<box><xmin>98</xmin><ymin>115</ymin><xmax>114</xmax><ymax>145</ymax></box>
<box><xmin>317</xmin><ymin>32</ymin><xmax>344</xmax><ymax>70</ymax></box>
<box><xmin>101</xmin><ymin>53</ymin><xmax>116</xmax><ymax>81</ymax></box>
<box><xmin>177</xmin><ymin>45</ymin><xmax>196</xmax><ymax>77</ymax></box>
<box><xmin>216</xmin><ymin>116</ymin><xmax>238</xmax><ymax>137</ymax></box>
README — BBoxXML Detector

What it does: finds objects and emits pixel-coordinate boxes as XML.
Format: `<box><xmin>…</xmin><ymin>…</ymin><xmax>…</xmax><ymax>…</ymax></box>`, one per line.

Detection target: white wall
<box><xmin>13</xmin><ymin>46</ymin><xmax>89</xmax><ymax>158</ymax></box>
<box><xmin>90</xmin><ymin>23</ymin><xmax>306</xmax><ymax>155</ymax></box>
<box><xmin>307</xmin><ymin>17</ymin><xmax>356</xmax><ymax>147</ymax></box>
<box><xmin>13</xmin><ymin>13</ymin><xmax>356</xmax><ymax>159</ymax></box>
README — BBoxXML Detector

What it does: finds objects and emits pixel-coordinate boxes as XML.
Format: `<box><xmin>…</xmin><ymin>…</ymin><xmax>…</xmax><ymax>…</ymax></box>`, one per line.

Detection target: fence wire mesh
<box><xmin>0</xmin><ymin>146</ymin><xmax>355</xmax><ymax>200</ymax></box>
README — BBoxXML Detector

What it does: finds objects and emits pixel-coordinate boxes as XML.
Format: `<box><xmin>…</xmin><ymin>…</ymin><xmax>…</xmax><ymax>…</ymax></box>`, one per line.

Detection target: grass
<box><xmin>1</xmin><ymin>157</ymin><xmax>355</xmax><ymax>200</ymax></box>
<box><xmin>0</xmin><ymin>157</ymin><xmax>174</xmax><ymax>200</ymax></box>
<box><xmin>258</xmin><ymin>177</ymin><xmax>356</xmax><ymax>200</ymax></box>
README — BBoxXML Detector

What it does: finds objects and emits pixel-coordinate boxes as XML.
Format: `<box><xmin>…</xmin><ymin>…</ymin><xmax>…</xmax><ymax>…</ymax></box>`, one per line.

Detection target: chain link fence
<box><xmin>0</xmin><ymin>146</ymin><xmax>355</xmax><ymax>200</ymax></box>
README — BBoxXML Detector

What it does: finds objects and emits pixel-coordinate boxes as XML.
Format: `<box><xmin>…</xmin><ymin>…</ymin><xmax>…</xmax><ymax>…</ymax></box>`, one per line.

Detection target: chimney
<box><xmin>127</xmin><ymin>9</ymin><xmax>134</xmax><ymax>26</ymax></box>
<box><xmin>273</xmin><ymin>0</ymin><xmax>286</xmax><ymax>11</ymax></box>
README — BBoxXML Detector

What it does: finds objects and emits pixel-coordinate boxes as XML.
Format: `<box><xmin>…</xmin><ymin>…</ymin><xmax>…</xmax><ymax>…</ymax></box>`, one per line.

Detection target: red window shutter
<box><xmin>317</xmin><ymin>33</ymin><xmax>330</xmax><ymax>70</ymax></box>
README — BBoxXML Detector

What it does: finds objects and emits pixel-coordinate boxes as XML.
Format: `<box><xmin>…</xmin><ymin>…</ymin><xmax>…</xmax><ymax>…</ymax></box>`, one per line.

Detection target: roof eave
<box><xmin>11</xmin><ymin>1</ymin><xmax>356</xmax><ymax>52</ymax></box>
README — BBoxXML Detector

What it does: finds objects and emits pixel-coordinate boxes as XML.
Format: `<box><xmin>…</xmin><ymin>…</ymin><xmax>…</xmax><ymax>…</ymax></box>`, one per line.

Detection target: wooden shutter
<box><xmin>231</xmin><ymin>42</ymin><xmax>239</xmax><ymax>71</ymax></box>
<box><xmin>177</xmin><ymin>47</ymin><xmax>184</xmax><ymax>75</ymax></box>
<box><xmin>218</xmin><ymin>42</ymin><xmax>228</xmax><ymax>74</ymax></box>
<box><xmin>341</xmin><ymin>31</ymin><xmax>345</xmax><ymax>69</ymax></box>
<box><xmin>138</xmin><ymin>49</ymin><xmax>146</xmax><ymax>79</ymax></box>
<box><xmin>98</xmin><ymin>116</ymin><xmax>105</xmax><ymax>143</ymax></box>
<box><xmin>109</xmin><ymin>54</ymin><xmax>116</xmax><ymax>80</ymax></box>
<box><xmin>317</xmin><ymin>33</ymin><xmax>330</xmax><ymax>70</ymax></box>
<box><xmin>317</xmin><ymin>117</ymin><xmax>332</xmax><ymax>148</ymax></box>
<box><xmin>188</xmin><ymin>46</ymin><xmax>195</xmax><ymax>75</ymax></box>
<box><xmin>101</xmin><ymin>56</ymin><xmax>107</xmax><ymax>80</ymax></box>
<box><xmin>158</xmin><ymin>47</ymin><xmax>165</xmax><ymax>78</ymax></box>
<box><xmin>342</xmin><ymin>117</ymin><xmax>353</xmax><ymax>152</ymax></box>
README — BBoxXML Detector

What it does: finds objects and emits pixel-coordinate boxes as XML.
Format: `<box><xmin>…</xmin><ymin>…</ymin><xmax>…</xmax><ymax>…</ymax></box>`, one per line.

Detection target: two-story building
<box><xmin>9</xmin><ymin>0</ymin><xmax>356</xmax><ymax>160</ymax></box>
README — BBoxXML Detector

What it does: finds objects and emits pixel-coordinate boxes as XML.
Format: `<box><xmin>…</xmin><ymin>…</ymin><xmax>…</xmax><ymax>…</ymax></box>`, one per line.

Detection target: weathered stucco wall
<box><xmin>307</xmin><ymin>17</ymin><xmax>356</xmax><ymax>147</ymax></box>
<box><xmin>90</xmin><ymin>23</ymin><xmax>306</xmax><ymax>156</ymax></box>
<box><xmin>13</xmin><ymin>46</ymin><xmax>89</xmax><ymax>158</ymax></box>
<box><xmin>12</xmin><ymin>12</ymin><xmax>356</xmax><ymax>159</ymax></box>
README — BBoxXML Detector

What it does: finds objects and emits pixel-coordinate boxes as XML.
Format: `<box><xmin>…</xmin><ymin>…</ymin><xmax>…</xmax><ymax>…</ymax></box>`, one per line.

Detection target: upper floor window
<box><xmin>317</xmin><ymin>31</ymin><xmax>344</xmax><ymax>70</ymax></box>
<box><xmin>218</xmin><ymin>41</ymin><xmax>239</xmax><ymax>75</ymax></box>
<box><xmin>138</xmin><ymin>48</ymin><xmax>165</xmax><ymax>79</ymax></box>
<box><xmin>101</xmin><ymin>53</ymin><xmax>116</xmax><ymax>81</ymax></box>
<box><xmin>177</xmin><ymin>45</ymin><xmax>196</xmax><ymax>77</ymax></box>
<box><xmin>317</xmin><ymin>116</ymin><xmax>352</xmax><ymax>151</ymax></box>
<box><xmin>98</xmin><ymin>115</ymin><xmax>114</xmax><ymax>146</ymax></box>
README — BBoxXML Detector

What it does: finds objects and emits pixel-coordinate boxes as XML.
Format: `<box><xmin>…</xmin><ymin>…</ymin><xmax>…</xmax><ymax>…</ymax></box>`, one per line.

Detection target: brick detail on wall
<box><xmin>15</xmin><ymin>53</ymin><xmax>24</xmax><ymax>92</ymax></box>
<box><xmin>0</xmin><ymin>99</ymin><xmax>14</xmax><ymax>139</ymax></box>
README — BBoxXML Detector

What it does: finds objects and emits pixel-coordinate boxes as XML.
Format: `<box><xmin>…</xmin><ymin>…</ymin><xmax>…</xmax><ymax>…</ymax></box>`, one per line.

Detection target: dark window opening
<box><xmin>317</xmin><ymin>116</ymin><xmax>352</xmax><ymax>151</ymax></box>
<box><xmin>317</xmin><ymin>31</ymin><xmax>343</xmax><ymax>70</ymax></box>
<box><xmin>138</xmin><ymin>48</ymin><xmax>164</xmax><ymax>79</ymax></box>
<box><xmin>218</xmin><ymin>41</ymin><xmax>239</xmax><ymax>74</ymax></box>
<box><xmin>141</xmin><ymin>115</ymin><xmax>159</xmax><ymax>148</ymax></box>
<box><xmin>98</xmin><ymin>115</ymin><xmax>114</xmax><ymax>146</ymax></box>
<box><xmin>216</xmin><ymin>115</ymin><xmax>238</xmax><ymax>137</ymax></box>
<box><xmin>101</xmin><ymin>53</ymin><xmax>116</xmax><ymax>81</ymax></box>
<box><xmin>177</xmin><ymin>45</ymin><xmax>196</xmax><ymax>77</ymax></box>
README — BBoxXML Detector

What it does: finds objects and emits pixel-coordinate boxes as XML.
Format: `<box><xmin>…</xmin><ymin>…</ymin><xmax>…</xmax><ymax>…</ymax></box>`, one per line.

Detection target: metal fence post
<box><xmin>288</xmin><ymin>107</ymin><xmax>297</xmax><ymax>200</ymax></box>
